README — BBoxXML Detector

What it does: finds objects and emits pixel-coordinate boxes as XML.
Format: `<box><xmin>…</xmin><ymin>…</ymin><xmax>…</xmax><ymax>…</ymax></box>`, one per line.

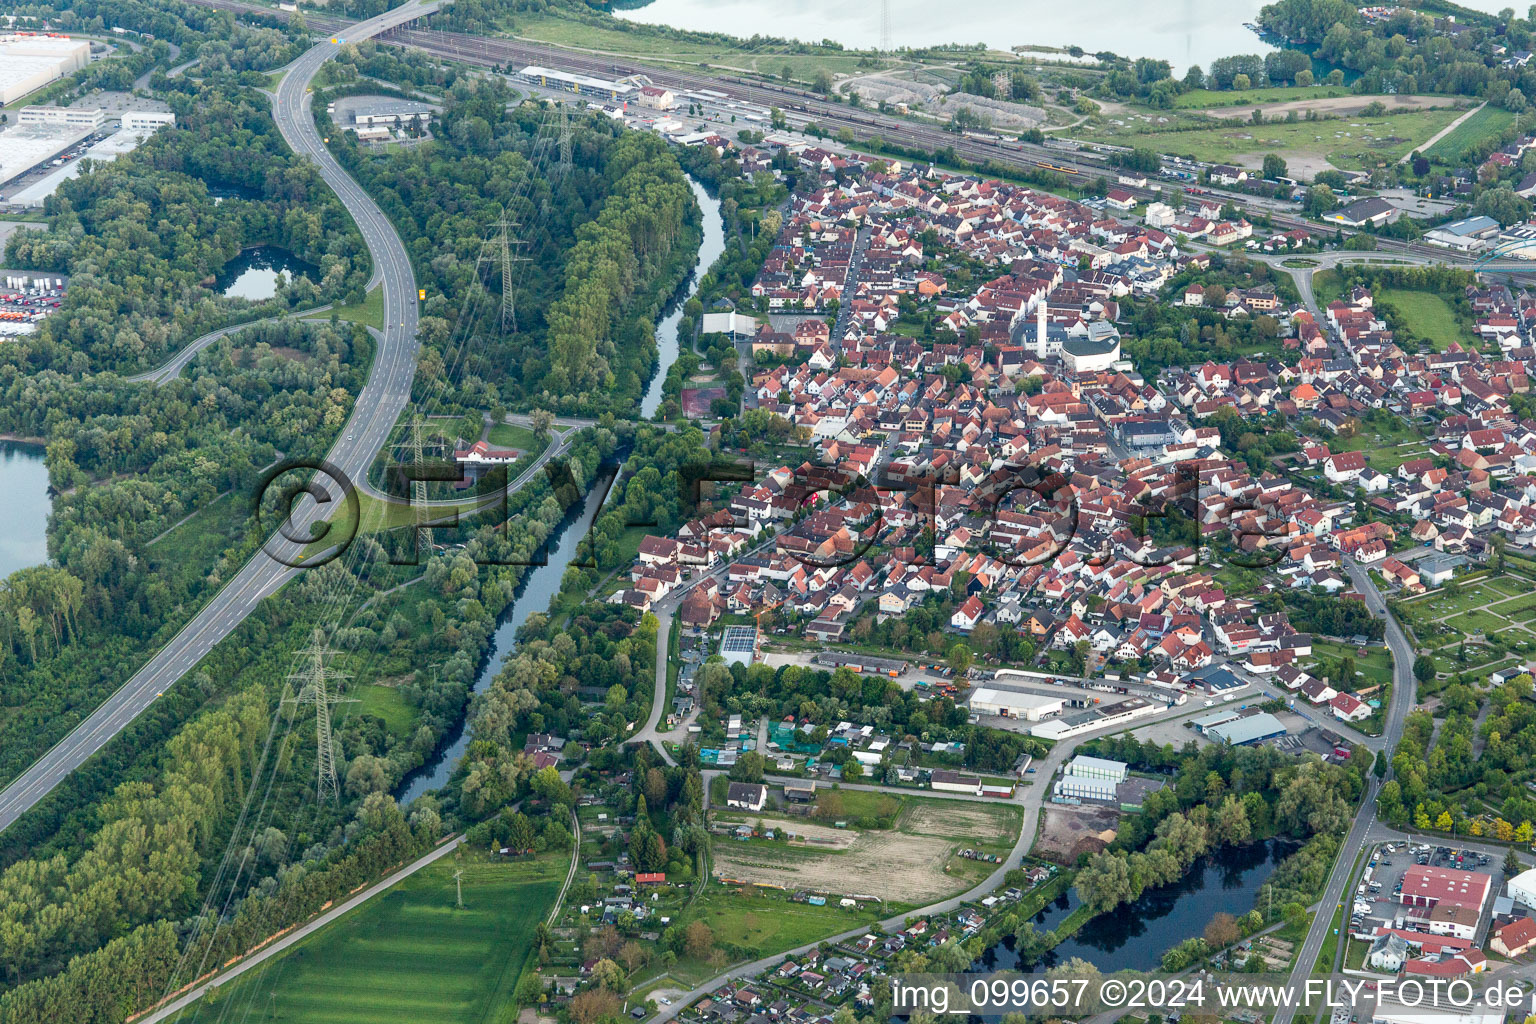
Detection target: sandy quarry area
<box><xmin>712</xmin><ymin>802</ymin><xmax>1016</xmax><ymax>903</ymax></box>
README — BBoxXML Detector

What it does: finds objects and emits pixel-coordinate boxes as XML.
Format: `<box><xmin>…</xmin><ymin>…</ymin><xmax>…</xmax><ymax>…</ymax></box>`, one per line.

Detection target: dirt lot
<box><xmin>1201</xmin><ymin>95</ymin><xmax>1454</xmax><ymax>120</ymax></box>
<box><xmin>711</xmin><ymin>803</ymin><xmax>1015</xmax><ymax>903</ymax></box>
<box><xmin>1034</xmin><ymin>804</ymin><xmax>1120</xmax><ymax>865</ymax></box>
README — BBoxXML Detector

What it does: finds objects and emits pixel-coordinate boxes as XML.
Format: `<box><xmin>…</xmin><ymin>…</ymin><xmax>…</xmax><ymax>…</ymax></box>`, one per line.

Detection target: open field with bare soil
<box><xmin>712</xmin><ymin>800</ymin><xmax>1018</xmax><ymax>903</ymax></box>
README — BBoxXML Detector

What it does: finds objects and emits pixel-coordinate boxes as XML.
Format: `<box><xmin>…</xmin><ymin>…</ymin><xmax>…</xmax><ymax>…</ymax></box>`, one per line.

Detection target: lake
<box><xmin>216</xmin><ymin>245</ymin><xmax>318</xmax><ymax>301</ymax></box>
<box><xmin>396</xmin><ymin>474</ymin><xmax>615</xmax><ymax>802</ymax></box>
<box><xmin>616</xmin><ymin>0</ymin><xmax>1517</xmax><ymax>74</ymax></box>
<box><xmin>641</xmin><ymin>174</ymin><xmax>726</xmax><ymax>418</ymax></box>
<box><xmin>0</xmin><ymin>441</ymin><xmax>51</xmax><ymax>579</ymax></box>
<box><xmin>978</xmin><ymin>839</ymin><xmax>1296</xmax><ymax>973</ymax></box>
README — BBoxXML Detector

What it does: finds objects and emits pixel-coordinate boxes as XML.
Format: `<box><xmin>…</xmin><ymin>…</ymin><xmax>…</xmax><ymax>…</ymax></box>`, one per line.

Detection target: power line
<box><xmin>283</xmin><ymin>632</ymin><xmax>356</xmax><ymax>802</ymax></box>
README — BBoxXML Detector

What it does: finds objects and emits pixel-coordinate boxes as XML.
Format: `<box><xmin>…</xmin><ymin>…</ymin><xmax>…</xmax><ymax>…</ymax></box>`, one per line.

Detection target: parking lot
<box><xmin>1349</xmin><ymin>840</ymin><xmax>1495</xmax><ymax>937</ymax></box>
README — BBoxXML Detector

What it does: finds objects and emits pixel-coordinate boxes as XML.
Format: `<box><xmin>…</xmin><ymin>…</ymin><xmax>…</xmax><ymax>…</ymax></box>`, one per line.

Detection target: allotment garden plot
<box><xmin>711</xmin><ymin>799</ymin><xmax>1020</xmax><ymax>904</ymax></box>
<box><xmin>1393</xmin><ymin>571</ymin><xmax>1536</xmax><ymax>680</ymax></box>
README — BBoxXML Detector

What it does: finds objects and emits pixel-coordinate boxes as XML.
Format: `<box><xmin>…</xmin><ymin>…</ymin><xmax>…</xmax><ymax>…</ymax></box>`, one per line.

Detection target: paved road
<box><xmin>0</xmin><ymin>0</ymin><xmax>439</xmax><ymax>838</ymax></box>
<box><xmin>136</xmin><ymin>835</ymin><xmax>466</xmax><ymax>1024</ymax></box>
<box><xmin>126</xmin><ymin>304</ymin><xmax>335</xmax><ymax>384</ymax></box>
<box><xmin>1271</xmin><ymin>557</ymin><xmax>1415</xmax><ymax>1024</ymax></box>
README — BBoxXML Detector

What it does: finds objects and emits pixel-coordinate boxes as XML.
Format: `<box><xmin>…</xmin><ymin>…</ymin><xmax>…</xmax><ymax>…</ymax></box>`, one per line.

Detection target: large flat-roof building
<box><xmin>967</xmin><ymin>687</ymin><xmax>1064</xmax><ymax>721</ymax></box>
<box><xmin>0</xmin><ymin>121</ymin><xmax>95</xmax><ymax>190</ymax></box>
<box><xmin>1205</xmin><ymin>712</ymin><xmax>1287</xmax><ymax>746</ymax></box>
<box><xmin>18</xmin><ymin>105</ymin><xmax>103</xmax><ymax>129</ymax></box>
<box><xmin>514</xmin><ymin>65</ymin><xmax>633</xmax><ymax>101</ymax></box>
<box><xmin>1065</xmin><ymin>754</ymin><xmax>1128</xmax><ymax>783</ymax></box>
<box><xmin>0</xmin><ymin>34</ymin><xmax>91</xmax><ymax>105</ymax></box>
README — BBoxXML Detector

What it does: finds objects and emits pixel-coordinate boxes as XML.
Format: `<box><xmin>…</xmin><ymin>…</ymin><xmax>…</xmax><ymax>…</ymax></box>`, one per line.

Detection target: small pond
<box><xmin>217</xmin><ymin>245</ymin><xmax>318</xmax><ymax>300</ymax></box>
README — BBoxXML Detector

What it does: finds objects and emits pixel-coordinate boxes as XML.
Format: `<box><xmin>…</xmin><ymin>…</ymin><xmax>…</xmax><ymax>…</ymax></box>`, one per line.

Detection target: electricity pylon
<box><xmin>284</xmin><ymin>632</ymin><xmax>355</xmax><ymax>802</ymax></box>
<box><xmin>558</xmin><ymin>102</ymin><xmax>573</xmax><ymax>176</ymax></box>
<box><xmin>486</xmin><ymin>209</ymin><xmax>529</xmax><ymax>332</ymax></box>
<box><xmin>405</xmin><ymin>417</ymin><xmax>433</xmax><ymax>560</ymax></box>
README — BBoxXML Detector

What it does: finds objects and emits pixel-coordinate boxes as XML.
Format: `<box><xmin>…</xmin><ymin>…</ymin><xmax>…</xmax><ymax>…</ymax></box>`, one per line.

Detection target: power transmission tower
<box><xmin>453</xmin><ymin>868</ymin><xmax>464</xmax><ymax>908</ymax></box>
<box><xmin>283</xmin><ymin>632</ymin><xmax>355</xmax><ymax>803</ymax></box>
<box><xmin>557</xmin><ymin>102</ymin><xmax>573</xmax><ymax>176</ymax></box>
<box><xmin>406</xmin><ymin>417</ymin><xmax>433</xmax><ymax>561</ymax></box>
<box><xmin>491</xmin><ymin>209</ymin><xmax>529</xmax><ymax>333</ymax></box>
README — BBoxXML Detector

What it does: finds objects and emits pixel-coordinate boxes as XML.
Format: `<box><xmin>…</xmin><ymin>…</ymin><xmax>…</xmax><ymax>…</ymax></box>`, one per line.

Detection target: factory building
<box><xmin>1205</xmin><ymin>712</ymin><xmax>1287</xmax><ymax>746</ymax></box>
<box><xmin>1054</xmin><ymin>774</ymin><xmax>1118</xmax><ymax>802</ymax></box>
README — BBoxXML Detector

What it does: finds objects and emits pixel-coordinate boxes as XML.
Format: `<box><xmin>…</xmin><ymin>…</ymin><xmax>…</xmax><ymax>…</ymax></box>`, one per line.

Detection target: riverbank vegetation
<box><xmin>1070</xmin><ymin>737</ymin><xmax>1366</xmax><ymax>938</ymax></box>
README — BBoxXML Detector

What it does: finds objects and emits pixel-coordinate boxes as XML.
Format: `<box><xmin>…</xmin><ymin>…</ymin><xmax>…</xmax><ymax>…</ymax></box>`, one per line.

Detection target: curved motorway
<box><xmin>0</xmin><ymin>0</ymin><xmax>436</xmax><ymax>837</ymax></box>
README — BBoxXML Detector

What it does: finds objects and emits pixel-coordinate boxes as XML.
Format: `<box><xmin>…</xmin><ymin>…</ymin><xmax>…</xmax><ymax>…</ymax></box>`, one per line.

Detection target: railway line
<box><xmin>187</xmin><ymin>0</ymin><xmax>1534</xmax><ymax>274</ymax></box>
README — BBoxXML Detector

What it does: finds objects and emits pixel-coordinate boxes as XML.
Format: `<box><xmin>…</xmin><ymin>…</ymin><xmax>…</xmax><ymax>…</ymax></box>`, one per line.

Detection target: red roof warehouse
<box><xmin>1396</xmin><ymin>865</ymin><xmax>1491</xmax><ymax>910</ymax></box>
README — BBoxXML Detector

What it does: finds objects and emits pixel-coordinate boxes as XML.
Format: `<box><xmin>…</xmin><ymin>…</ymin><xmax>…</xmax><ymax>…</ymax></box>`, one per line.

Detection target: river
<box><xmin>641</xmin><ymin>174</ymin><xmax>726</xmax><ymax>419</ymax></box>
<box><xmin>977</xmin><ymin>839</ymin><xmax>1296</xmax><ymax>973</ymax></box>
<box><xmin>0</xmin><ymin>441</ymin><xmax>51</xmax><ymax>579</ymax></box>
<box><xmin>397</xmin><ymin>173</ymin><xmax>719</xmax><ymax>799</ymax></box>
<box><xmin>396</xmin><ymin>476</ymin><xmax>614</xmax><ymax>802</ymax></box>
<box><xmin>615</xmin><ymin>0</ymin><xmax>1516</xmax><ymax>74</ymax></box>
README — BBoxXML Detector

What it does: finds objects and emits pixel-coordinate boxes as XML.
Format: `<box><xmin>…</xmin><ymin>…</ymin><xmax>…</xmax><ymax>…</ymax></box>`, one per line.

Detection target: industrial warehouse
<box><xmin>966</xmin><ymin>686</ymin><xmax>1065</xmax><ymax>721</ymax></box>
<box><xmin>0</xmin><ymin>33</ymin><xmax>90</xmax><ymax>104</ymax></box>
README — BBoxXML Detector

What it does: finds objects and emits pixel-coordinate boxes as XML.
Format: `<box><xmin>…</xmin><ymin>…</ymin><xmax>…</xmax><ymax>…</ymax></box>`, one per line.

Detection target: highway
<box><xmin>0</xmin><ymin>0</ymin><xmax>437</xmax><ymax>837</ymax></box>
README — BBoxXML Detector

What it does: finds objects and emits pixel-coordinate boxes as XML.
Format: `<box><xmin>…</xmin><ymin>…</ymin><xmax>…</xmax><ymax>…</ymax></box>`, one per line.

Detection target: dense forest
<box><xmin>6</xmin><ymin>87</ymin><xmax>369</xmax><ymax>374</ymax></box>
<box><xmin>316</xmin><ymin>58</ymin><xmax>697</xmax><ymax>415</ymax></box>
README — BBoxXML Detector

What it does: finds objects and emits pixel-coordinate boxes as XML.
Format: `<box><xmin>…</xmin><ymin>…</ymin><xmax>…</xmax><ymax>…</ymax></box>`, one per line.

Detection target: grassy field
<box><xmin>682</xmin><ymin>883</ymin><xmax>887</xmax><ymax>958</ymax></box>
<box><xmin>182</xmin><ymin>851</ymin><xmax>565</xmax><ymax>1024</ymax></box>
<box><xmin>1376</xmin><ymin>288</ymin><xmax>1468</xmax><ymax>351</ymax></box>
<box><xmin>323</xmin><ymin>286</ymin><xmax>385</xmax><ymax>330</ymax></box>
<box><xmin>1080</xmin><ymin>107</ymin><xmax>1464</xmax><ymax>171</ymax></box>
<box><xmin>513</xmin><ymin>12</ymin><xmax>887</xmax><ymax>86</ymax></box>
<box><xmin>351</xmin><ymin>682</ymin><xmax>417</xmax><ymax>738</ymax></box>
<box><xmin>486</xmin><ymin>423</ymin><xmax>541</xmax><ymax>451</ymax></box>
<box><xmin>1327</xmin><ymin>416</ymin><xmax>1427</xmax><ymax>472</ymax></box>
<box><xmin>1308</xmin><ymin>639</ymin><xmax>1394</xmax><ymax>689</ymax></box>
<box><xmin>1424</xmin><ymin>103</ymin><xmax>1515</xmax><ymax>162</ymax></box>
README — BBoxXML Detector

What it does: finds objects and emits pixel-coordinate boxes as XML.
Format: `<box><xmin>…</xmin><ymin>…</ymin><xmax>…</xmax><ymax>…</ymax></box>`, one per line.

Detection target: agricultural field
<box><xmin>180</xmin><ymin>851</ymin><xmax>566</xmax><ymax>1024</ymax></box>
<box><xmin>711</xmin><ymin>797</ymin><xmax>1020</xmax><ymax>903</ymax></box>
<box><xmin>1424</xmin><ymin>103</ymin><xmax>1517</xmax><ymax>162</ymax></box>
<box><xmin>511</xmin><ymin>11</ymin><xmax>890</xmax><ymax>86</ymax></box>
